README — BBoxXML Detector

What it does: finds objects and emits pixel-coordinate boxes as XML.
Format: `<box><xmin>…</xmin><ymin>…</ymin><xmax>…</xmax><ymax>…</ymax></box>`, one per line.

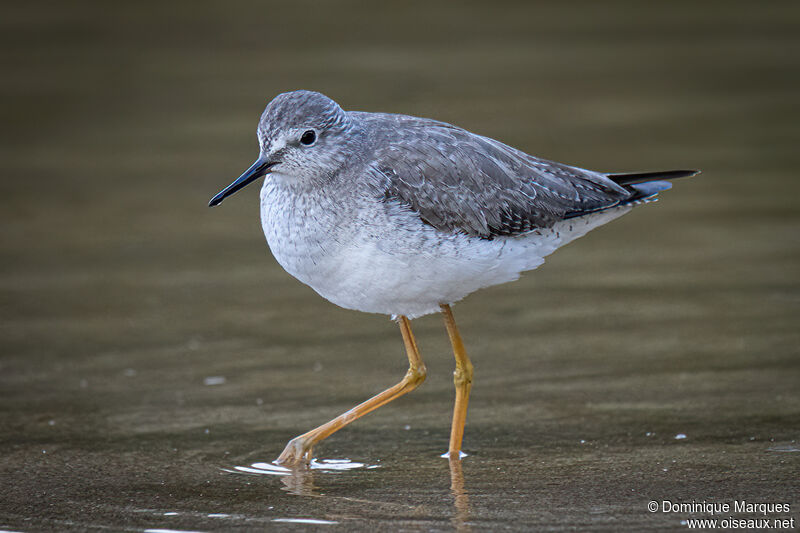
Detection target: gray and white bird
<box><xmin>209</xmin><ymin>90</ymin><xmax>697</xmax><ymax>466</ymax></box>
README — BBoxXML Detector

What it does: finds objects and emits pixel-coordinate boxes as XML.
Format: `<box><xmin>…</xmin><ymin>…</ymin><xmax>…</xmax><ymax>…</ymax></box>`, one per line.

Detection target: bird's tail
<box><xmin>607</xmin><ymin>169</ymin><xmax>699</xmax><ymax>186</ymax></box>
<box><xmin>607</xmin><ymin>169</ymin><xmax>699</xmax><ymax>205</ymax></box>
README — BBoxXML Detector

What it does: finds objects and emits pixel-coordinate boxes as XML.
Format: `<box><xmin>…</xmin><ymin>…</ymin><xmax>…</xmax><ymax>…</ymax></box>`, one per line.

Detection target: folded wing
<box><xmin>364</xmin><ymin>113</ymin><xmax>693</xmax><ymax>239</ymax></box>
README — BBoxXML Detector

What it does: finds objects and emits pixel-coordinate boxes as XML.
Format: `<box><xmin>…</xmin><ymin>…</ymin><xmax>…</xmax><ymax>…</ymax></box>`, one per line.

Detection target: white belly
<box><xmin>260</xmin><ymin>180</ymin><xmax>629</xmax><ymax>319</ymax></box>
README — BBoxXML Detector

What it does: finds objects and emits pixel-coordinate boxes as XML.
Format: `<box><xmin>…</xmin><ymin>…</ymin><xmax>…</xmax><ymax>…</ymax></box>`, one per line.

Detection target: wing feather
<box><xmin>360</xmin><ymin>112</ymin><xmax>632</xmax><ymax>238</ymax></box>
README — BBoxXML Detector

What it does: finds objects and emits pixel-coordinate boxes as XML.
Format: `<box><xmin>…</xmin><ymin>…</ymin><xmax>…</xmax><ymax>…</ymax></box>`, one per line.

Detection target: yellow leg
<box><xmin>441</xmin><ymin>304</ymin><xmax>474</xmax><ymax>458</ymax></box>
<box><xmin>275</xmin><ymin>316</ymin><xmax>427</xmax><ymax>466</ymax></box>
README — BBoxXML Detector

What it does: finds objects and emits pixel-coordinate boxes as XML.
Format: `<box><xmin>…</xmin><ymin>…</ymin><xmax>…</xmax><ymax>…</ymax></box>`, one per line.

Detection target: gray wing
<box><xmin>359</xmin><ymin>113</ymin><xmax>633</xmax><ymax>238</ymax></box>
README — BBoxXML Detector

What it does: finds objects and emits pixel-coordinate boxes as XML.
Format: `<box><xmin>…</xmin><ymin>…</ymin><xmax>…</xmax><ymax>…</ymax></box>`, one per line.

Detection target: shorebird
<box><xmin>209</xmin><ymin>90</ymin><xmax>697</xmax><ymax>466</ymax></box>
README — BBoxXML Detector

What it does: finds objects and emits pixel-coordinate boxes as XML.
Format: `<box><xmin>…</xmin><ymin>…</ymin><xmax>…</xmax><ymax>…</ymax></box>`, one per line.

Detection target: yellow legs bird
<box><xmin>209</xmin><ymin>90</ymin><xmax>698</xmax><ymax>465</ymax></box>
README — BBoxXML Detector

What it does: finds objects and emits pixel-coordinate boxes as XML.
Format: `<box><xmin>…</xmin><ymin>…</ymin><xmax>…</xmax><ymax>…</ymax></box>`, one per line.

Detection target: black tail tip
<box><xmin>660</xmin><ymin>169</ymin><xmax>701</xmax><ymax>180</ymax></box>
<box><xmin>608</xmin><ymin>169</ymin><xmax>700</xmax><ymax>186</ymax></box>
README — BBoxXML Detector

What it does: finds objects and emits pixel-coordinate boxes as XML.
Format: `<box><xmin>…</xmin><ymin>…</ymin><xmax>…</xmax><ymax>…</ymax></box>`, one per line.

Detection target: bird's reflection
<box><xmin>280</xmin><ymin>465</ymin><xmax>319</xmax><ymax>496</ymax></box>
<box><xmin>449</xmin><ymin>458</ymin><xmax>472</xmax><ymax>532</ymax></box>
<box><xmin>226</xmin><ymin>455</ymin><xmax>472</xmax><ymax>527</ymax></box>
<box><xmin>277</xmin><ymin>456</ymin><xmax>473</xmax><ymax>528</ymax></box>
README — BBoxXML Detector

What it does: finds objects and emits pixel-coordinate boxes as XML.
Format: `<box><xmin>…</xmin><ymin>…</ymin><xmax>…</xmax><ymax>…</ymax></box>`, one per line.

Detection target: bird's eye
<box><xmin>300</xmin><ymin>130</ymin><xmax>316</xmax><ymax>145</ymax></box>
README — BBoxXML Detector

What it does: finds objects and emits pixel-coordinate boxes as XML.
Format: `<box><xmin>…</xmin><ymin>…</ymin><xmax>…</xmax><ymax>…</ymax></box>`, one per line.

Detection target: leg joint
<box><xmin>405</xmin><ymin>363</ymin><xmax>427</xmax><ymax>386</ymax></box>
<box><xmin>453</xmin><ymin>360</ymin><xmax>473</xmax><ymax>387</ymax></box>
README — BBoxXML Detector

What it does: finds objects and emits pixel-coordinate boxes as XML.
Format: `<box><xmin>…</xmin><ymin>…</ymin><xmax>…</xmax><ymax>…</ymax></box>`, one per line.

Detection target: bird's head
<box><xmin>209</xmin><ymin>90</ymin><xmax>355</xmax><ymax>207</ymax></box>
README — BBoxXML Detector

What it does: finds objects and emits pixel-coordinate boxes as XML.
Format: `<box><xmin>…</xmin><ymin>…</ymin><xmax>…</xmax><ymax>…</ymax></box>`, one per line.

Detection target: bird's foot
<box><xmin>275</xmin><ymin>436</ymin><xmax>314</xmax><ymax>466</ymax></box>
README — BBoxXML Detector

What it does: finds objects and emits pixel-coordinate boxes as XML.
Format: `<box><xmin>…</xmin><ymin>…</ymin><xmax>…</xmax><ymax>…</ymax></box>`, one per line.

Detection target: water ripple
<box><xmin>223</xmin><ymin>458</ymin><xmax>379</xmax><ymax>477</ymax></box>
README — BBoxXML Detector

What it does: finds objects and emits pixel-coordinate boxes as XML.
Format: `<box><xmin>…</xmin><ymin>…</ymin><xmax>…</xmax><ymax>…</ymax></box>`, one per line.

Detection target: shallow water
<box><xmin>1</xmin><ymin>1</ymin><xmax>798</xmax><ymax>531</ymax></box>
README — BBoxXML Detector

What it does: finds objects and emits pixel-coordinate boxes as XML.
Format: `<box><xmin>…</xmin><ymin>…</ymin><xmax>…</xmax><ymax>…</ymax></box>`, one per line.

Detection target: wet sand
<box><xmin>1</xmin><ymin>1</ymin><xmax>798</xmax><ymax>530</ymax></box>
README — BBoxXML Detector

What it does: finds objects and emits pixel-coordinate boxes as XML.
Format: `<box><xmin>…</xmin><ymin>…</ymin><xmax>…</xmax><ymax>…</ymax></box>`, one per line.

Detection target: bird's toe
<box><xmin>275</xmin><ymin>436</ymin><xmax>313</xmax><ymax>466</ymax></box>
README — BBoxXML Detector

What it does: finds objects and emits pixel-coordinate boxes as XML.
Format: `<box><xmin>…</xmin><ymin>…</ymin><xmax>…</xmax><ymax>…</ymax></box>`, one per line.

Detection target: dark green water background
<box><xmin>1</xmin><ymin>1</ymin><xmax>798</xmax><ymax>531</ymax></box>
